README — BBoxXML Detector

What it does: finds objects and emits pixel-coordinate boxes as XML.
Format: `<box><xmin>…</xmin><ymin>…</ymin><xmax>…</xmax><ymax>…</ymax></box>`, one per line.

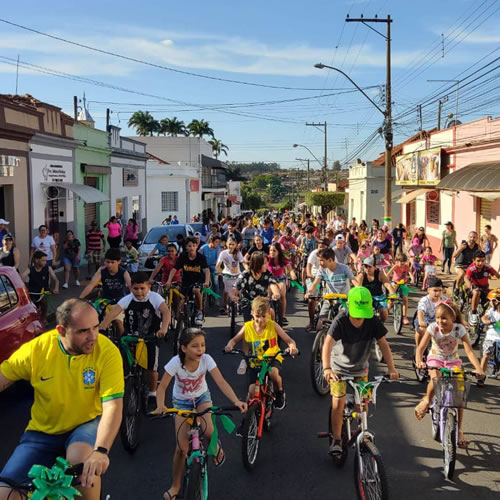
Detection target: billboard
<box><xmin>396</xmin><ymin>147</ymin><xmax>441</xmax><ymax>186</ymax></box>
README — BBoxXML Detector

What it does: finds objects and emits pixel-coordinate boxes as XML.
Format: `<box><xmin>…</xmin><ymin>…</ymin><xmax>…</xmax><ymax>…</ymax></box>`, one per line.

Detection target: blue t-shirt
<box><xmin>200</xmin><ymin>244</ymin><xmax>220</xmax><ymax>272</ymax></box>
<box><xmin>260</xmin><ymin>227</ymin><xmax>275</xmax><ymax>245</ymax></box>
<box><xmin>154</xmin><ymin>243</ymin><xmax>169</xmax><ymax>257</ymax></box>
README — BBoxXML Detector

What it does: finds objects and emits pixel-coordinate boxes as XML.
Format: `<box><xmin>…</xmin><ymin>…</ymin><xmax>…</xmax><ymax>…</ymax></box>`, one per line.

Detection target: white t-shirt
<box><xmin>165</xmin><ymin>353</ymin><xmax>217</xmax><ymax>400</ymax></box>
<box><xmin>307</xmin><ymin>249</ymin><xmax>321</xmax><ymax>278</ymax></box>
<box><xmin>333</xmin><ymin>220</ymin><xmax>344</xmax><ymax>232</ymax></box>
<box><xmin>427</xmin><ymin>322</ymin><xmax>466</xmax><ymax>361</ymax></box>
<box><xmin>485</xmin><ymin>308</ymin><xmax>500</xmax><ymax>342</ymax></box>
<box><xmin>118</xmin><ymin>291</ymin><xmax>164</xmax><ymax>313</ymax></box>
<box><xmin>32</xmin><ymin>235</ymin><xmax>56</xmax><ymax>260</ymax></box>
<box><xmin>217</xmin><ymin>249</ymin><xmax>244</xmax><ymax>276</ymax></box>
<box><xmin>417</xmin><ymin>295</ymin><xmax>448</xmax><ymax>324</ymax></box>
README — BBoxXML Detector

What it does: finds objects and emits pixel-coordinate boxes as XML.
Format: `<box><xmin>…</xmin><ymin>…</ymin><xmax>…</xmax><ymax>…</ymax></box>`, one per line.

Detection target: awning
<box><xmin>41</xmin><ymin>182</ymin><xmax>109</xmax><ymax>203</ymax></box>
<box><xmin>397</xmin><ymin>188</ymin><xmax>434</xmax><ymax>204</ymax></box>
<box><xmin>436</xmin><ymin>161</ymin><xmax>500</xmax><ymax>192</ymax></box>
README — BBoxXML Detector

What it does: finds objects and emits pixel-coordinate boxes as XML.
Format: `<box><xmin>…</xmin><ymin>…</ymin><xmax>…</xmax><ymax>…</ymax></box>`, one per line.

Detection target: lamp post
<box><xmin>293</xmin><ymin>143</ymin><xmax>324</xmax><ymax>189</ymax></box>
<box><xmin>314</xmin><ymin>62</ymin><xmax>393</xmax><ymax>227</ymax></box>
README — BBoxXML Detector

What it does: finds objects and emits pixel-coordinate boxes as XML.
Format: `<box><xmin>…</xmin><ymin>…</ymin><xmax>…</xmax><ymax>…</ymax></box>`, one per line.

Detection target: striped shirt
<box><xmin>86</xmin><ymin>230</ymin><xmax>104</xmax><ymax>251</ymax></box>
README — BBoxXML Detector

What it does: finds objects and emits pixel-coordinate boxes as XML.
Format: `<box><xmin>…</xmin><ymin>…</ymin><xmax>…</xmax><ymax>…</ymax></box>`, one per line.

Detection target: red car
<box><xmin>0</xmin><ymin>266</ymin><xmax>43</xmax><ymax>363</ymax></box>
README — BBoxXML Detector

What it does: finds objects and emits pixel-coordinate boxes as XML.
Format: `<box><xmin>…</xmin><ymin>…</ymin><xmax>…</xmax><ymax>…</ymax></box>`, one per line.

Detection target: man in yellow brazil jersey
<box><xmin>0</xmin><ymin>298</ymin><xmax>124</xmax><ymax>500</ymax></box>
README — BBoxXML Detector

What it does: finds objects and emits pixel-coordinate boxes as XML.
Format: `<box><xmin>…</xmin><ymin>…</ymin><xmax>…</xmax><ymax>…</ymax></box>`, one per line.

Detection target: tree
<box><xmin>305</xmin><ymin>192</ymin><xmax>345</xmax><ymax>216</ymax></box>
<box><xmin>128</xmin><ymin>111</ymin><xmax>160</xmax><ymax>136</ymax></box>
<box><xmin>241</xmin><ymin>184</ymin><xmax>262</xmax><ymax>210</ymax></box>
<box><xmin>208</xmin><ymin>138</ymin><xmax>229</xmax><ymax>159</ymax></box>
<box><xmin>332</xmin><ymin>160</ymin><xmax>342</xmax><ymax>171</ymax></box>
<box><xmin>228</xmin><ymin>162</ymin><xmax>280</xmax><ymax>176</ymax></box>
<box><xmin>187</xmin><ymin>119</ymin><xmax>214</xmax><ymax>138</ymax></box>
<box><xmin>227</xmin><ymin>165</ymin><xmax>247</xmax><ymax>181</ymax></box>
<box><xmin>159</xmin><ymin>117</ymin><xmax>187</xmax><ymax>136</ymax></box>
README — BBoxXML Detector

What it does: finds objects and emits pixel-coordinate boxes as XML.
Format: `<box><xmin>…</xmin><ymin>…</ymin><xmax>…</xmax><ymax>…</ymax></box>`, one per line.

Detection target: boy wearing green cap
<box><xmin>322</xmin><ymin>286</ymin><xmax>399</xmax><ymax>456</ymax></box>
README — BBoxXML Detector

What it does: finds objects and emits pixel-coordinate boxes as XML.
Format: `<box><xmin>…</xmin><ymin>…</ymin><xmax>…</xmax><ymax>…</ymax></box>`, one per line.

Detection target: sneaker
<box><xmin>282</xmin><ymin>317</ymin><xmax>289</xmax><ymax>326</ymax></box>
<box><xmin>329</xmin><ymin>439</ymin><xmax>343</xmax><ymax>456</ymax></box>
<box><xmin>274</xmin><ymin>390</ymin><xmax>286</xmax><ymax>410</ymax></box>
<box><xmin>75</xmin><ymin>280</ymin><xmax>80</xmax><ymax>286</ymax></box>
<box><xmin>62</xmin><ymin>283</ymin><xmax>69</xmax><ymax>289</ymax></box>
<box><xmin>469</xmin><ymin>313</ymin><xmax>479</xmax><ymax>326</ymax></box>
<box><xmin>148</xmin><ymin>391</ymin><xmax>157</xmax><ymax>398</ymax></box>
<box><xmin>195</xmin><ymin>311</ymin><xmax>204</xmax><ymax>325</ymax></box>
<box><xmin>235</xmin><ymin>421</ymin><xmax>244</xmax><ymax>437</ymax></box>
<box><xmin>237</xmin><ymin>359</ymin><xmax>247</xmax><ymax>375</ymax></box>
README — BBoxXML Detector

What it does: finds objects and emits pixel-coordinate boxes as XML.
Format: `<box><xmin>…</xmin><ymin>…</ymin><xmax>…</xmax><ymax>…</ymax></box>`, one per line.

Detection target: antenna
<box><xmin>441</xmin><ymin>33</ymin><xmax>444</xmax><ymax>58</ymax></box>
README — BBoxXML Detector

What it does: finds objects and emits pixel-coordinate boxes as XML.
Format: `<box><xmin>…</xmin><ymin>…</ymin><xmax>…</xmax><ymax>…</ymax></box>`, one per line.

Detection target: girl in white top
<box><xmin>217</xmin><ymin>237</ymin><xmax>244</xmax><ymax>311</ymax></box>
<box><xmin>155</xmin><ymin>328</ymin><xmax>246</xmax><ymax>500</ymax></box>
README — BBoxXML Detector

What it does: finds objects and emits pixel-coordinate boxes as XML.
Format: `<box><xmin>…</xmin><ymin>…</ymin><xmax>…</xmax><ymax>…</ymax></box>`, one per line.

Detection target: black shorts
<box><xmin>246</xmin><ymin>359</ymin><xmax>281</xmax><ymax>387</ymax></box>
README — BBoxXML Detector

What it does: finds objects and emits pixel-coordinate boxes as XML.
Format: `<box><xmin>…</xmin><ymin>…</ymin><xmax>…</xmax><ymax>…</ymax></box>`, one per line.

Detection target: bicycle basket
<box><xmin>434</xmin><ymin>377</ymin><xmax>470</xmax><ymax>408</ymax></box>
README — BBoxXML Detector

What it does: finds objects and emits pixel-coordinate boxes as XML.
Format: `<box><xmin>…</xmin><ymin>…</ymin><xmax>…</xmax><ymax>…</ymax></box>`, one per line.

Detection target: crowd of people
<box><xmin>0</xmin><ymin>209</ymin><xmax>499</xmax><ymax>499</ymax></box>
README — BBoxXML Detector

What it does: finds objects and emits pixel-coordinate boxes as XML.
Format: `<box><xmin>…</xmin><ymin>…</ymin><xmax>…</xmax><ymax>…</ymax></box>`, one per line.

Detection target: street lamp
<box><xmin>314</xmin><ymin>62</ymin><xmax>393</xmax><ymax>227</ymax></box>
<box><xmin>293</xmin><ymin>144</ymin><xmax>324</xmax><ymax>189</ymax></box>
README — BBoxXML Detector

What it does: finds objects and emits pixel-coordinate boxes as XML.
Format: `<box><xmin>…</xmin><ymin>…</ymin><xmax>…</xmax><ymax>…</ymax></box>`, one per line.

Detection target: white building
<box><xmin>348</xmin><ymin>160</ymin><xmax>399</xmax><ymax>225</ymax></box>
<box><xmin>146</xmin><ymin>153</ymin><xmax>201</xmax><ymax>227</ymax></box>
<box><xmin>227</xmin><ymin>180</ymin><xmax>242</xmax><ymax>217</ymax></box>
<box><xmin>109</xmin><ymin>126</ymin><xmax>147</xmax><ymax>231</ymax></box>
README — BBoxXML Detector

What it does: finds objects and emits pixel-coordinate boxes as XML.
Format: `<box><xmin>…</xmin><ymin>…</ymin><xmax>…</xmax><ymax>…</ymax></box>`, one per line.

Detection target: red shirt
<box><xmin>465</xmin><ymin>263</ymin><xmax>495</xmax><ymax>288</ymax></box>
<box><xmin>161</xmin><ymin>256</ymin><xmax>181</xmax><ymax>283</ymax></box>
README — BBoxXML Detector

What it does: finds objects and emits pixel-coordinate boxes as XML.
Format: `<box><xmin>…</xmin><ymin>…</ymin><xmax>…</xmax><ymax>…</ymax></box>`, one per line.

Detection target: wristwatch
<box><xmin>94</xmin><ymin>446</ymin><xmax>109</xmax><ymax>455</ymax></box>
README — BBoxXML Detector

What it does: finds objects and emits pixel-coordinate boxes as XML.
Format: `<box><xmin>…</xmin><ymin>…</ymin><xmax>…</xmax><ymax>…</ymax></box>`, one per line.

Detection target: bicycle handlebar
<box><xmin>223</xmin><ymin>349</ymin><xmax>300</xmax><ymax>360</ymax></box>
<box><xmin>148</xmin><ymin>405</ymin><xmax>240</xmax><ymax>420</ymax></box>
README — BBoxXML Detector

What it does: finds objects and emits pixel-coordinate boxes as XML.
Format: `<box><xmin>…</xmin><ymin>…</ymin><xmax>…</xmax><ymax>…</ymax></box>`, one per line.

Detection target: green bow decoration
<box><xmin>28</xmin><ymin>457</ymin><xmax>82</xmax><ymax>500</ymax></box>
<box><xmin>495</xmin><ymin>320</ymin><xmax>500</xmax><ymax>332</ymax></box>
<box><xmin>207</xmin><ymin>412</ymin><xmax>236</xmax><ymax>456</ymax></box>
<box><xmin>202</xmin><ymin>287</ymin><xmax>221</xmax><ymax>300</ymax></box>
<box><xmin>120</xmin><ymin>336</ymin><xmax>139</xmax><ymax>367</ymax></box>
<box><xmin>290</xmin><ymin>280</ymin><xmax>304</xmax><ymax>293</ymax></box>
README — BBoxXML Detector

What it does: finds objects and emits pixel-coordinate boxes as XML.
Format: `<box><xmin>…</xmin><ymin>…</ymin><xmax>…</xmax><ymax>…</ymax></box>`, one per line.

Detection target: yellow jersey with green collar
<box><xmin>243</xmin><ymin>319</ymin><xmax>282</xmax><ymax>364</ymax></box>
<box><xmin>0</xmin><ymin>329</ymin><xmax>124</xmax><ymax>435</ymax></box>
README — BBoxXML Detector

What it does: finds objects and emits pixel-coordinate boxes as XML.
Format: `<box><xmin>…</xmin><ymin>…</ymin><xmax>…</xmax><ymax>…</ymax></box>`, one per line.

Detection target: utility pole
<box><xmin>306</xmin><ymin>122</ymin><xmax>328</xmax><ymax>191</ymax></box>
<box><xmin>296</xmin><ymin>157</ymin><xmax>311</xmax><ymax>190</ymax></box>
<box><xmin>417</xmin><ymin>104</ymin><xmax>422</xmax><ymax>133</ymax></box>
<box><xmin>437</xmin><ymin>96</ymin><xmax>448</xmax><ymax>130</ymax></box>
<box><xmin>346</xmin><ymin>14</ymin><xmax>393</xmax><ymax>228</ymax></box>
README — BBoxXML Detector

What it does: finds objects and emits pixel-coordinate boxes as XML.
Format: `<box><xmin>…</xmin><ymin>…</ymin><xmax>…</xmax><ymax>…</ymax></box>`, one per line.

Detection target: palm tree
<box><xmin>128</xmin><ymin>111</ymin><xmax>159</xmax><ymax>136</ymax></box>
<box><xmin>208</xmin><ymin>138</ymin><xmax>229</xmax><ymax>159</ymax></box>
<box><xmin>159</xmin><ymin>117</ymin><xmax>187</xmax><ymax>136</ymax></box>
<box><xmin>187</xmin><ymin>119</ymin><xmax>214</xmax><ymax>138</ymax></box>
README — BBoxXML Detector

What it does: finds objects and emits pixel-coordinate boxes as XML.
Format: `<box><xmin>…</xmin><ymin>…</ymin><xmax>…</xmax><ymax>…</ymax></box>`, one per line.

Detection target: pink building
<box><xmin>397</xmin><ymin>116</ymin><xmax>500</xmax><ymax>269</ymax></box>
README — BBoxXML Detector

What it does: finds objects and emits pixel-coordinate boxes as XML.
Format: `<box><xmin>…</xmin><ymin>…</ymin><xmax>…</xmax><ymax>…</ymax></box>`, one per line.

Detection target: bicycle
<box><xmin>310</xmin><ymin>293</ymin><xmax>347</xmax><ymax>396</ymax></box>
<box><xmin>481</xmin><ymin>339</ymin><xmax>500</xmax><ymax>378</ymax></box>
<box><xmin>149</xmin><ymin>405</ymin><xmax>239</xmax><ymax>500</ymax></box>
<box><xmin>464</xmin><ymin>290</ymin><xmax>490</xmax><ymax>348</ymax></box>
<box><xmin>411</xmin><ymin>256</ymin><xmax>423</xmax><ymax>288</ymax></box>
<box><xmin>29</xmin><ymin>288</ymin><xmax>54</xmax><ymax>325</ymax></box>
<box><xmin>93</xmin><ymin>297</ymin><xmax>119</xmax><ymax>338</ymax></box>
<box><xmin>224</xmin><ymin>349</ymin><xmax>297</xmax><ymax>470</ymax></box>
<box><xmin>110</xmin><ymin>333</ymin><xmax>158</xmax><ymax>452</ymax></box>
<box><xmin>0</xmin><ymin>457</ymin><xmax>84</xmax><ymax>500</ymax></box>
<box><xmin>388</xmin><ymin>279</ymin><xmax>406</xmax><ymax>336</ymax></box>
<box><xmin>318</xmin><ymin>376</ymin><xmax>394</xmax><ymax>500</ymax></box>
<box><xmin>427</xmin><ymin>368</ymin><xmax>477</xmax><ymax>480</ymax></box>
<box><xmin>453</xmin><ymin>282</ymin><xmax>468</xmax><ymax>312</ymax></box>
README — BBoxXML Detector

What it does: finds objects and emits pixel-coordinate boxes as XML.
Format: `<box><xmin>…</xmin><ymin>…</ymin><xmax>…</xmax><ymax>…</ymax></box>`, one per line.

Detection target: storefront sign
<box><xmin>0</xmin><ymin>155</ymin><xmax>20</xmax><ymax>177</ymax></box>
<box><xmin>41</xmin><ymin>164</ymin><xmax>68</xmax><ymax>182</ymax></box>
<box><xmin>190</xmin><ymin>179</ymin><xmax>200</xmax><ymax>192</ymax></box>
<box><xmin>396</xmin><ymin>148</ymin><xmax>441</xmax><ymax>186</ymax></box>
<box><xmin>123</xmin><ymin>168</ymin><xmax>139</xmax><ymax>187</ymax></box>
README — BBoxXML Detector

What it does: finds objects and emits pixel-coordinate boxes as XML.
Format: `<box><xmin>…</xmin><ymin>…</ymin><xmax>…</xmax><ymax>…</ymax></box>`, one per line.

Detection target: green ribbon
<box><xmin>202</xmin><ymin>287</ymin><xmax>221</xmax><ymax>300</ymax></box>
<box><xmin>28</xmin><ymin>457</ymin><xmax>82</xmax><ymax>500</ymax></box>
<box><xmin>356</xmin><ymin>381</ymin><xmax>373</xmax><ymax>398</ymax></box>
<box><xmin>494</xmin><ymin>320</ymin><xmax>500</xmax><ymax>332</ymax></box>
<box><xmin>120</xmin><ymin>335</ymin><xmax>140</xmax><ymax>368</ymax></box>
<box><xmin>207</xmin><ymin>412</ymin><xmax>236</xmax><ymax>457</ymax></box>
<box><xmin>290</xmin><ymin>280</ymin><xmax>305</xmax><ymax>293</ymax></box>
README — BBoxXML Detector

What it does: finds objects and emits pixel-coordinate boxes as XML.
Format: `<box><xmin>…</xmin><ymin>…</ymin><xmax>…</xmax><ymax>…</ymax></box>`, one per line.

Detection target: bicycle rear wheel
<box><xmin>354</xmin><ymin>440</ymin><xmax>389</xmax><ymax>500</ymax></box>
<box><xmin>310</xmin><ymin>327</ymin><xmax>330</xmax><ymax>396</ymax></box>
<box><xmin>184</xmin><ymin>459</ymin><xmax>203</xmax><ymax>500</ymax></box>
<box><xmin>242</xmin><ymin>403</ymin><xmax>261</xmax><ymax>470</ymax></box>
<box><xmin>443</xmin><ymin>411</ymin><xmax>457</xmax><ymax>480</ymax></box>
<box><xmin>120</xmin><ymin>375</ymin><xmax>142</xmax><ymax>452</ymax></box>
<box><xmin>393</xmin><ymin>300</ymin><xmax>403</xmax><ymax>335</ymax></box>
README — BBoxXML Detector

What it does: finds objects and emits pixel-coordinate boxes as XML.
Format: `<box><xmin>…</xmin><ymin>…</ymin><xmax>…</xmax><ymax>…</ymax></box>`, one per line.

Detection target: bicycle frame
<box><xmin>248</xmin><ymin>363</ymin><xmax>275</xmax><ymax>438</ymax></box>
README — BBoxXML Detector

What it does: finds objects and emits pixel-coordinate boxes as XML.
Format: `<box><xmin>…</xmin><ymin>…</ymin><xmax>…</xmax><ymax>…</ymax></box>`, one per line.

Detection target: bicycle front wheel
<box><xmin>120</xmin><ymin>376</ymin><xmax>142</xmax><ymax>452</ymax></box>
<box><xmin>393</xmin><ymin>300</ymin><xmax>403</xmax><ymax>335</ymax></box>
<box><xmin>242</xmin><ymin>403</ymin><xmax>261</xmax><ymax>470</ymax></box>
<box><xmin>310</xmin><ymin>327</ymin><xmax>330</xmax><ymax>396</ymax></box>
<box><xmin>354</xmin><ymin>440</ymin><xmax>389</xmax><ymax>500</ymax></box>
<box><xmin>184</xmin><ymin>459</ymin><xmax>204</xmax><ymax>500</ymax></box>
<box><xmin>443</xmin><ymin>411</ymin><xmax>457</xmax><ymax>480</ymax></box>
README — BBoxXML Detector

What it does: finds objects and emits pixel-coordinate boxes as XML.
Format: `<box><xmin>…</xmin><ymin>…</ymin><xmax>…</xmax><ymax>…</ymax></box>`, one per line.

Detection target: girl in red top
<box><xmin>268</xmin><ymin>243</ymin><xmax>296</xmax><ymax>325</ymax></box>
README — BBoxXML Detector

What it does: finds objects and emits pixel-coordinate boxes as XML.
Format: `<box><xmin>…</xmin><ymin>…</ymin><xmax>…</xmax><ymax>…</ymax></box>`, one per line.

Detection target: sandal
<box><xmin>163</xmin><ymin>491</ymin><xmax>177</xmax><ymax>500</ymax></box>
<box><xmin>213</xmin><ymin>442</ymin><xmax>226</xmax><ymax>467</ymax></box>
<box><xmin>402</xmin><ymin>317</ymin><xmax>409</xmax><ymax>325</ymax></box>
<box><xmin>305</xmin><ymin>324</ymin><xmax>314</xmax><ymax>332</ymax></box>
<box><xmin>414</xmin><ymin>399</ymin><xmax>429</xmax><ymax>420</ymax></box>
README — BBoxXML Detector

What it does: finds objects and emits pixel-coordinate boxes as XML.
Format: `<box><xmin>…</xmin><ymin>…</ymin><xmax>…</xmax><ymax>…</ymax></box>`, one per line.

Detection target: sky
<box><xmin>1</xmin><ymin>0</ymin><xmax>500</xmax><ymax>172</ymax></box>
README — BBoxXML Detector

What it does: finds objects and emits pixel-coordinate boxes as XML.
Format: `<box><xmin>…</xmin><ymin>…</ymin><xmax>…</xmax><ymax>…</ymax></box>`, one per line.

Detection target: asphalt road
<box><xmin>1</xmin><ymin>279</ymin><xmax>500</xmax><ymax>499</ymax></box>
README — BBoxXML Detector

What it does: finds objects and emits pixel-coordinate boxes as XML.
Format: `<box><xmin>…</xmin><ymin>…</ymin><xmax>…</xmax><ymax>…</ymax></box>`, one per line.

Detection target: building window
<box><xmin>426</xmin><ymin>191</ymin><xmax>440</xmax><ymax>225</ymax></box>
<box><xmin>161</xmin><ymin>192</ymin><xmax>178</xmax><ymax>212</ymax></box>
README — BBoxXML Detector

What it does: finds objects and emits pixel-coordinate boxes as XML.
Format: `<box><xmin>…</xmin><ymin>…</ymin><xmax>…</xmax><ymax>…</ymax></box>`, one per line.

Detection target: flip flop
<box><xmin>213</xmin><ymin>442</ymin><xmax>226</xmax><ymax>467</ymax></box>
<box><xmin>414</xmin><ymin>399</ymin><xmax>429</xmax><ymax>420</ymax></box>
<box><xmin>163</xmin><ymin>492</ymin><xmax>177</xmax><ymax>500</ymax></box>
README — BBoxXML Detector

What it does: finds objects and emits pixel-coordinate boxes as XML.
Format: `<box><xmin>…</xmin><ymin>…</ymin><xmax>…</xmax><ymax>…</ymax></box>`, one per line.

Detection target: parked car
<box><xmin>137</xmin><ymin>224</ymin><xmax>195</xmax><ymax>271</ymax></box>
<box><xmin>0</xmin><ymin>266</ymin><xmax>43</xmax><ymax>363</ymax></box>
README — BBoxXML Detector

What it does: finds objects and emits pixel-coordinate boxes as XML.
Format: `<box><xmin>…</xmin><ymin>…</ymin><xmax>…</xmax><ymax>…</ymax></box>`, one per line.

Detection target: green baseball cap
<box><xmin>347</xmin><ymin>286</ymin><xmax>373</xmax><ymax>319</ymax></box>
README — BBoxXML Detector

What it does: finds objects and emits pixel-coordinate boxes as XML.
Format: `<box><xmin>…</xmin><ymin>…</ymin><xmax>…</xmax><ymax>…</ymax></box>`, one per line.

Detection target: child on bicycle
<box><xmin>217</xmin><ymin>237</ymin><xmax>244</xmax><ymax>315</ymax></box>
<box><xmin>478</xmin><ymin>288</ymin><xmax>500</xmax><ymax>386</ymax></box>
<box><xmin>224</xmin><ymin>297</ymin><xmax>298</xmax><ymax>411</ymax></box>
<box><xmin>124</xmin><ymin>239</ymin><xmax>139</xmax><ymax>273</ymax></box>
<box><xmin>322</xmin><ymin>286</ymin><xmax>399</xmax><ymax>456</ymax></box>
<box><xmin>356</xmin><ymin>242</ymin><xmax>371</xmax><ymax>273</ymax></box>
<box><xmin>421</xmin><ymin>246</ymin><xmax>437</xmax><ymax>291</ymax></box>
<box><xmin>415</xmin><ymin>300</ymin><xmax>484</xmax><ymax>448</ymax></box>
<box><xmin>409</xmin><ymin>237</ymin><xmax>423</xmax><ymax>284</ymax></box>
<box><xmin>155</xmin><ymin>328</ymin><xmax>247</xmax><ymax>500</ymax></box>
<box><xmin>387</xmin><ymin>252</ymin><xmax>410</xmax><ymax>325</ymax></box>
